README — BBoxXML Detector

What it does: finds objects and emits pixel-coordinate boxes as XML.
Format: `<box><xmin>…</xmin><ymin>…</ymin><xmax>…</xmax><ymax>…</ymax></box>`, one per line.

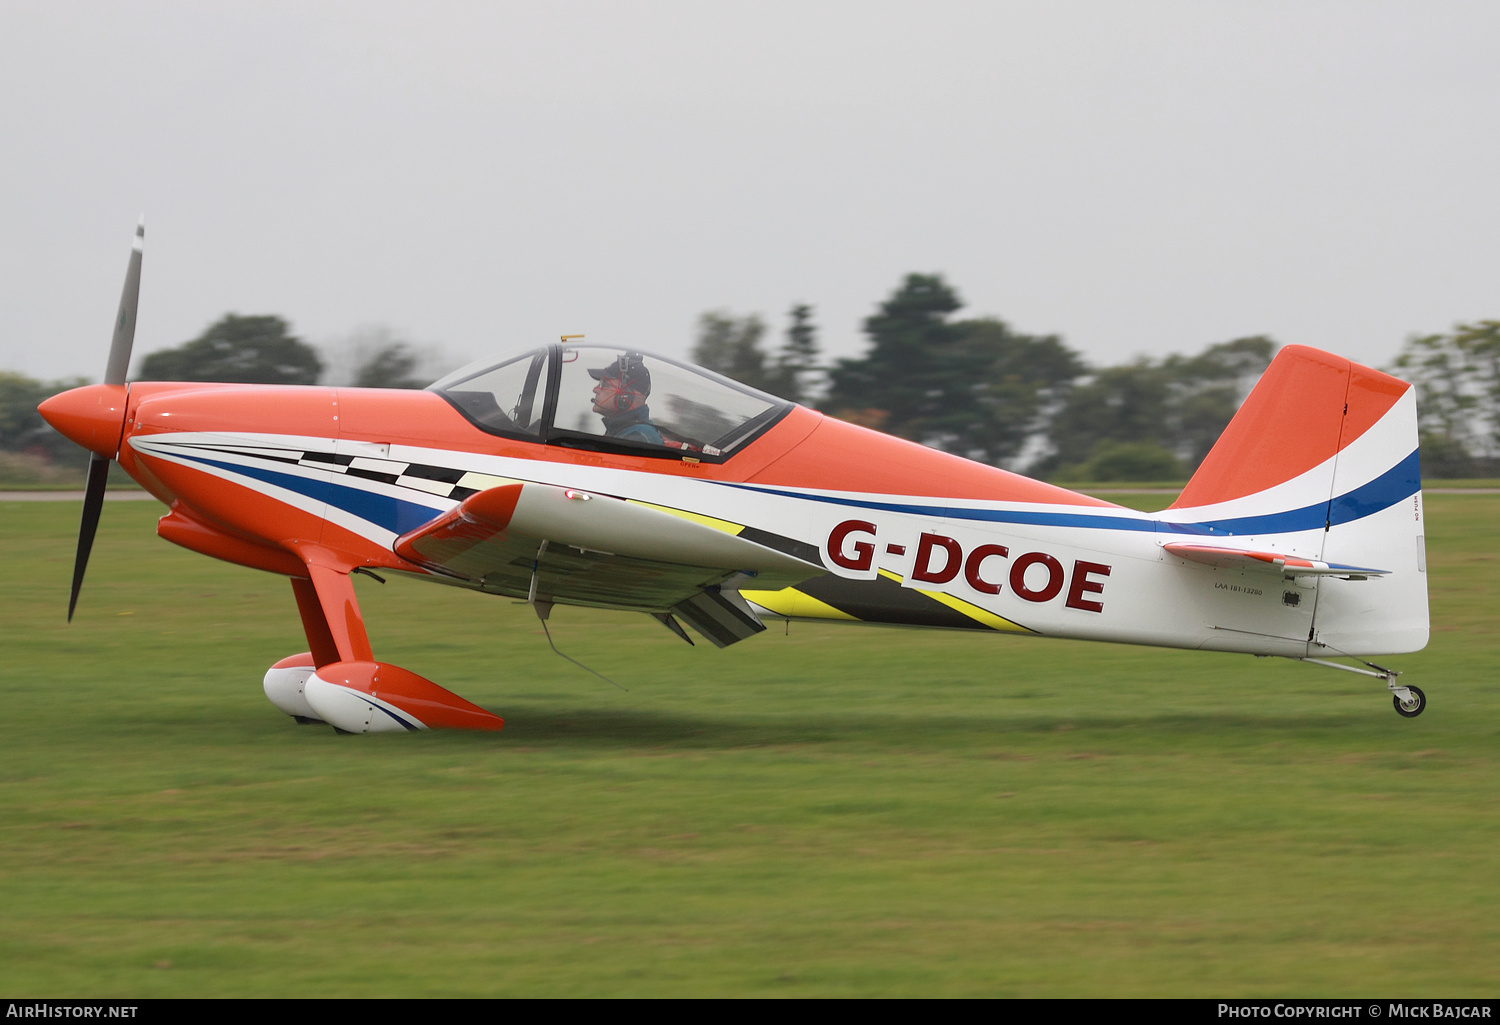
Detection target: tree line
<box><xmin>4</xmin><ymin>278</ymin><xmax>1497</xmax><ymax>484</ymax></box>
<box><xmin>1387</xmin><ymin>321</ymin><xmax>1500</xmax><ymax>477</ymax></box>
<box><xmin>693</xmin><ymin>274</ymin><xmax>1277</xmax><ymax>481</ymax></box>
<box><xmin>690</xmin><ymin>275</ymin><xmax>1499</xmax><ymax>480</ymax></box>
<box><xmin>0</xmin><ymin>317</ymin><xmax>432</xmax><ymax>483</ymax></box>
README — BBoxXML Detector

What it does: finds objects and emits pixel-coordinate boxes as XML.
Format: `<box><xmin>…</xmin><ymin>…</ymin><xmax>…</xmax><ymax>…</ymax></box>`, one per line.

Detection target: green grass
<box><xmin>0</xmin><ymin>457</ymin><xmax>145</xmax><ymax>490</ymax></box>
<box><xmin>1</xmin><ymin>496</ymin><xmax>1496</xmax><ymax>996</ymax></box>
<box><xmin>1421</xmin><ymin>478</ymin><xmax>1500</xmax><ymax>490</ymax></box>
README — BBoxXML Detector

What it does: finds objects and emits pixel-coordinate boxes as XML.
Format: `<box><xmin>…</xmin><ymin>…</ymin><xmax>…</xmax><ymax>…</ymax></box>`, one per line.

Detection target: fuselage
<box><xmin>42</xmin><ymin>362</ymin><xmax>1425</xmax><ymax>661</ymax></box>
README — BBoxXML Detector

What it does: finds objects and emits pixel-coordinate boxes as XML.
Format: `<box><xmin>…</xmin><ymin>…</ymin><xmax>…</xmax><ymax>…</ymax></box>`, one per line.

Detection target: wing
<box><xmin>393</xmin><ymin>482</ymin><xmax>825</xmax><ymax>645</ymax></box>
<box><xmin>1162</xmin><ymin>542</ymin><xmax>1389</xmax><ymax>580</ymax></box>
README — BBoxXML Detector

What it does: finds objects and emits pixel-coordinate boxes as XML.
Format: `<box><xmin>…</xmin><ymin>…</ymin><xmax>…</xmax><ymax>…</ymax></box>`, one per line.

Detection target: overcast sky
<box><xmin>2</xmin><ymin>1</ymin><xmax>1496</xmax><ymax>383</ymax></box>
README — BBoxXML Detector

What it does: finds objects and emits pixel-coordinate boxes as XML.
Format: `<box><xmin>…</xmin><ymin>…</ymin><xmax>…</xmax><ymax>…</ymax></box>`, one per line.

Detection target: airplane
<box><xmin>38</xmin><ymin>222</ymin><xmax>1430</xmax><ymax>734</ymax></box>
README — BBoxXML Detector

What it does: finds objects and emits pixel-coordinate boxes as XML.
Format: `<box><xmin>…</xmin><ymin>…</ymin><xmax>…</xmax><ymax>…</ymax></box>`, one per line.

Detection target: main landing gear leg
<box><xmin>1294</xmin><ymin>657</ymin><xmax>1426</xmax><ymax>718</ymax></box>
<box><xmin>263</xmin><ymin>549</ymin><xmax>504</xmax><ymax>734</ymax></box>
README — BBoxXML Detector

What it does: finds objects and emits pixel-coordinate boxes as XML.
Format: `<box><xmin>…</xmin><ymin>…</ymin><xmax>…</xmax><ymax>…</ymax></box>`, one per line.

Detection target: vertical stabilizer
<box><xmin>1164</xmin><ymin>345</ymin><xmax>1427</xmax><ymax>656</ymax></box>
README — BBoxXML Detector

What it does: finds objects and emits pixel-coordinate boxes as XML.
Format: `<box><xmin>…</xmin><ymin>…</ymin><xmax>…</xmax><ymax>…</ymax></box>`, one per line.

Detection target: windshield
<box><xmin>428</xmin><ymin>347</ymin><xmax>548</xmax><ymax>439</ymax></box>
<box><xmin>430</xmin><ymin>343</ymin><xmax>792</xmax><ymax>460</ymax></box>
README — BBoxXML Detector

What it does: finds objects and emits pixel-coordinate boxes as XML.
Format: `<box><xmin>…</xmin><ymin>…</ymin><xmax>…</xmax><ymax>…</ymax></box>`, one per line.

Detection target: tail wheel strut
<box><xmin>1292</xmin><ymin>657</ymin><xmax>1426</xmax><ymax>719</ymax></box>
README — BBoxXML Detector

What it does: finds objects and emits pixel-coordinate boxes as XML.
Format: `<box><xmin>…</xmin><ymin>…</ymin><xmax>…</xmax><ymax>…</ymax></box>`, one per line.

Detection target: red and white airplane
<box><xmin>40</xmin><ymin>223</ymin><xmax>1430</xmax><ymax>733</ymax></box>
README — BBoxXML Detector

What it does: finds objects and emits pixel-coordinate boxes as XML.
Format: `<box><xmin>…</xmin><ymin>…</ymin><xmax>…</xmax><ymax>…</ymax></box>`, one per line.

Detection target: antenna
<box><xmin>526</xmin><ymin>540</ymin><xmax>627</xmax><ymax>692</ymax></box>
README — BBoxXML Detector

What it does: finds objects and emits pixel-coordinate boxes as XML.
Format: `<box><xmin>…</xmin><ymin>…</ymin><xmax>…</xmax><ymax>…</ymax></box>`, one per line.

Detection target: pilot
<box><xmin>588</xmin><ymin>353</ymin><xmax>664</xmax><ymax>445</ymax></box>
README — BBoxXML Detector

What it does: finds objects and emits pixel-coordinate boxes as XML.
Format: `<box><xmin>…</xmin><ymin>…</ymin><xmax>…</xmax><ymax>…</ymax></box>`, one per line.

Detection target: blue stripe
<box><xmin>177</xmin><ymin>442</ymin><xmax>1421</xmax><ymax>542</ymax></box>
<box><xmin>1173</xmin><ymin>450</ymin><xmax>1423</xmax><ymax>536</ymax></box>
<box><xmin>1329</xmin><ymin>449</ymin><xmax>1422</xmax><ymax>527</ymax></box>
<box><xmin>177</xmin><ymin>453</ymin><xmax>444</xmax><ymax>536</ymax></box>
<box><xmin>323</xmin><ymin>477</ymin><xmax>447</xmax><ymax>535</ymax></box>
<box><xmin>349</xmin><ymin>692</ymin><xmax>422</xmax><ymax>731</ymax></box>
<box><xmin>719</xmin><ymin>449</ymin><xmax>1421</xmax><ymax>538</ymax></box>
<box><xmin>716</xmin><ymin>484</ymin><xmax>1164</xmax><ymax>532</ymax></box>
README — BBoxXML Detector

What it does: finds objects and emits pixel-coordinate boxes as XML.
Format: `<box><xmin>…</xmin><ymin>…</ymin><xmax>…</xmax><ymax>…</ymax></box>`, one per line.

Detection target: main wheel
<box><xmin>1393</xmin><ymin>685</ymin><xmax>1426</xmax><ymax>718</ymax></box>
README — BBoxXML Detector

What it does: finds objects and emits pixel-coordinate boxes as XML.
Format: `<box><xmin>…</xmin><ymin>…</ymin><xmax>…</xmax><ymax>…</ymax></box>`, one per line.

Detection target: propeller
<box><xmin>66</xmin><ymin>217</ymin><xmax>144</xmax><ymax>621</ymax></box>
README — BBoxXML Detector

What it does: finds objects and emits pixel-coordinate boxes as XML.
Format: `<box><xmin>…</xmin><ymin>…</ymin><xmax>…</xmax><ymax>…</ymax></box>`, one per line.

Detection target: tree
<box><xmin>0</xmin><ymin>371</ymin><xmax>89</xmax><ymax>461</ymax></box>
<box><xmin>1462</xmin><ymin>321</ymin><xmax>1500</xmax><ymax>456</ymax></box>
<box><xmin>1042</xmin><ymin>359</ymin><xmax>1174</xmax><ymax>475</ymax></box>
<box><xmin>138</xmin><ymin>315</ymin><xmax>322</xmax><ymax>385</ymax></box>
<box><xmin>824</xmin><ymin>274</ymin><xmax>1084</xmax><ymax>467</ymax></box>
<box><xmin>321</xmin><ymin>325</ymin><xmax>454</xmax><ymax>389</ymax></box>
<box><xmin>690</xmin><ymin>305</ymin><xmax>823</xmax><ymax>404</ymax></box>
<box><xmin>764</xmin><ymin>304</ymin><xmax>822</xmax><ymax>405</ymax></box>
<box><xmin>825</xmin><ymin>273</ymin><xmax>964</xmax><ymax>433</ymax></box>
<box><xmin>1036</xmin><ymin>336</ymin><xmax>1275</xmax><ymax>479</ymax></box>
<box><xmin>1053</xmin><ymin>440</ymin><xmax>1184</xmax><ymax>483</ymax></box>
<box><xmin>0</xmin><ymin>371</ymin><xmax>57</xmax><ymax>452</ymax></box>
<box><xmin>1161</xmin><ymin>336</ymin><xmax>1275</xmax><ymax>468</ymax></box>
<box><xmin>1389</xmin><ymin>320</ymin><xmax>1500</xmax><ymax>475</ymax></box>
<box><xmin>353</xmin><ymin>343</ymin><xmax>424</xmax><ymax>389</ymax></box>
<box><xmin>691</xmin><ymin>312</ymin><xmax>773</xmax><ymax>392</ymax></box>
<box><xmin>930</xmin><ymin>319</ymin><xmax>1084</xmax><ymax>466</ymax></box>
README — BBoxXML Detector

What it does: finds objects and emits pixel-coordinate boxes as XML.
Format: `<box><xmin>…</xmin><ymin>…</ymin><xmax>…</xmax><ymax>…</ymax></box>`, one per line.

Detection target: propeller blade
<box><xmin>66</xmin><ymin>218</ymin><xmax>144</xmax><ymax>620</ymax></box>
<box><xmin>68</xmin><ymin>453</ymin><xmax>111</xmax><ymax>622</ymax></box>
<box><xmin>103</xmin><ymin>216</ymin><xmax>144</xmax><ymax>387</ymax></box>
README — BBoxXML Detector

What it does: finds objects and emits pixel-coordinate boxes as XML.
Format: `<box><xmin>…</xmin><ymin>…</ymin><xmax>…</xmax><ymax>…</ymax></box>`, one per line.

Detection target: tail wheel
<box><xmin>1393</xmin><ymin>685</ymin><xmax>1426</xmax><ymax>718</ymax></box>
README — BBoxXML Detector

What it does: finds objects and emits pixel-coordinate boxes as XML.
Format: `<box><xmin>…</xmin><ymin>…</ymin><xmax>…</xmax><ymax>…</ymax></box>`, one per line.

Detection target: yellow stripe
<box><xmin>878</xmin><ymin>569</ymin><xmax>1033</xmax><ymax>633</ymax></box>
<box><xmin>742</xmin><ymin>587</ymin><xmax>859</xmax><ymax>621</ymax></box>
<box><xmin>627</xmin><ymin>499</ymin><xmax>745</xmax><ymax>535</ymax></box>
<box><xmin>916</xmin><ymin>588</ymin><xmax>1033</xmax><ymax>633</ymax></box>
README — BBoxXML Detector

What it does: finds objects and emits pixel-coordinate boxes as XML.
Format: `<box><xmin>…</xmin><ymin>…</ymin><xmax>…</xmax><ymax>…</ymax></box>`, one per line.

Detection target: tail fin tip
<box><xmin>1171</xmin><ymin>344</ymin><xmax>1411</xmax><ymax>510</ymax></box>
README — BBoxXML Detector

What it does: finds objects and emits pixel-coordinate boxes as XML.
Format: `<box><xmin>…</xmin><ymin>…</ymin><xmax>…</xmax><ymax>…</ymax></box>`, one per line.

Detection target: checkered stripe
<box><xmin>185</xmin><ymin>443</ymin><xmax>487</xmax><ymax>502</ymax></box>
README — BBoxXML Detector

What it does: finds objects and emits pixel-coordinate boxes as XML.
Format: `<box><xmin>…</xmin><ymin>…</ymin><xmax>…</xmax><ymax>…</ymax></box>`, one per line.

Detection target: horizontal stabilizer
<box><xmin>1163</xmin><ymin>542</ymin><xmax>1389</xmax><ymax>579</ymax></box>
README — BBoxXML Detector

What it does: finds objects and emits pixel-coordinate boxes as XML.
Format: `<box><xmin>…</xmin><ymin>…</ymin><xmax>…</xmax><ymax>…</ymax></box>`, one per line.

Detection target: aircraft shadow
<box><xmin>473</xmin><ymin>704</ymin><xmax>1370</xmax><ymax>750</ymax></box>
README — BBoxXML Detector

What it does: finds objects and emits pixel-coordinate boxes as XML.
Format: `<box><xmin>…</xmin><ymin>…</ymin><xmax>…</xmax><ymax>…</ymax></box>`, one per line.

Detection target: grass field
<box><xmin>1</xmin><ymin>495</ymin><xmax>1496</xmax><ymax>997</ymax></box>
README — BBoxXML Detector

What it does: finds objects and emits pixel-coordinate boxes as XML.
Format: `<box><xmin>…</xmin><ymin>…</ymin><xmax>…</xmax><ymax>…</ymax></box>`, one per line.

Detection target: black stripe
<box><xmin>299</xmin><ymin>452</ymin><xmax>354</xmax><ymax>466</ymax></box>
<box><xmin>191</xmin><ymin>444</ymin><xmax>304</xmax><ymax>466</ymax></box>
<box><xmin>402</xmin><ymin>463</ymin><xmax>469</xmax><ymax>485</ymax></box>
<box><xmin>793</xmin><ymin>573</ymin><xmax>990</xmax><ymax>631</ymax></box>
<box><xmin>345</xmin><ymin>467</ymin><xmax>401</xmax><ymax>485</ymax></box>
<box><xmin>736</xmin><ymin>526</ymin><xmax>824</xmax><ymax>566</ymax></box>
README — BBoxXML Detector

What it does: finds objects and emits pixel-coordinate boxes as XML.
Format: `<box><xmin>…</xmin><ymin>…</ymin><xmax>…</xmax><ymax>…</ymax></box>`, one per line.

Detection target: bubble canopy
<box><xmin>428</xmin><ymin>343</ymin><xmax>794</xmax><ymax>461</ymax></box>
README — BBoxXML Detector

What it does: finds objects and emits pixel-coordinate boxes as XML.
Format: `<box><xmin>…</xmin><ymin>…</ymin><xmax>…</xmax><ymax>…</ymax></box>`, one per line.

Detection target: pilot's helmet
<box><xmin>588</xmin><ymin>353</ymin><xmax>652</xmax><ymax>412</ymax></box>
